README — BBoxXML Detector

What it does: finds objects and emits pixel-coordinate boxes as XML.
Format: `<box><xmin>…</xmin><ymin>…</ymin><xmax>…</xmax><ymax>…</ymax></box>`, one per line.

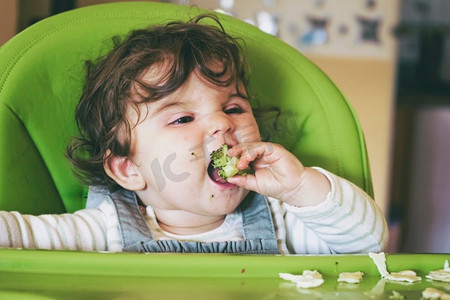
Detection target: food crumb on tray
<box><xmin>384</xmin><ymin>270</ymin><xmax>422</xmax><ymax>283</ymax></box>
<box><xmin>368</xmin><ymin>252</ymin><xmax>422</xmax><ymax>283</ymax></box>
<box><xmin>426</xmin><ymin>260</ymin><xmax>450</xmax><ymax>283</ymax></box>
<box><xmin>389</xmin><ymin>290</ymin><xmax>405</xmax><ymax>300</ymax></box>
<box><xmin>337</xmin><ymin>271</ymin><xmax>364</xmax><ymax>284</ymax></box>
<box><xmin>279</xmin><ymin>270</ymin><xmax>324</xmax><ymax>288</ymax></box>
<box><xmin>422</xmin><ymin>287</ymin><xmax>450</xmax><ymax>299</ymax></box>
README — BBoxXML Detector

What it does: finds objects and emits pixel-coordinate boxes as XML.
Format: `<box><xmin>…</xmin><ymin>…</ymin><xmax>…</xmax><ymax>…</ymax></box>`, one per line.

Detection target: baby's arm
<box><xmin>0</xmin><ymin>207</ymin><xmax>110</xmax><ymax>251</ymax></box>
<box><xmin>227</xmin><ymin>142</ymin><xmax>388</xmax><ymax>253</ymax></box>
<box><xmin>227</xmin><ymin>142</ymin><xmax>330</xmax><ymax>207</ymax></box>
<box><xmin>281</xmin><ymin>168</ymin><xmax>388</xmax><ymax>253</ymax></box>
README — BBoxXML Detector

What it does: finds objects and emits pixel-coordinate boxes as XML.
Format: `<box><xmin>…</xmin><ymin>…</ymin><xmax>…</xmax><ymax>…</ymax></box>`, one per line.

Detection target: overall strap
<box><xmin>240</xmin><ymin>192</ymin><xmax>277</xmax><ymax>241</ymax></box>
<box><xmin>109</xmin><ymin>189</ymin><xmax>154</xmax><ymax>248</ymax></box>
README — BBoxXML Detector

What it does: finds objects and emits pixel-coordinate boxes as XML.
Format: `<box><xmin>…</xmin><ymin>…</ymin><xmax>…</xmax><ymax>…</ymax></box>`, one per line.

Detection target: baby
<box><xmin>0</xmin><ymin>14</ymin><xmax>388</xmax><ymax>254</ymax></box>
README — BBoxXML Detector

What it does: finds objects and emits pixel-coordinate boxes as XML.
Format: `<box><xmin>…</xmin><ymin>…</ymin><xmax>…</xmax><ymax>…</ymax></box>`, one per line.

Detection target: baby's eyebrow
<box><xmin>229</xmin><ymin>93</ymin><xmax>249</xmax><ymax>101</ymax></box>
<box><xmin>149</xmin><ymin>99</ymin><xmax>186</xmax><ymax>116</ymax></box>
<box><xmin>147</xmin><ymin>92</ymin><xmax>248</xmax><ymax>117</ymax></box>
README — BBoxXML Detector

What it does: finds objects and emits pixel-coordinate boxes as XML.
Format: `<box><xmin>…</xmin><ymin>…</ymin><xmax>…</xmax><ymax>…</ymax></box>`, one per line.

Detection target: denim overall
<box><xmin>96</xmin><ymin>189</ymin><xmax>280</xmax><ymax>254</ymax></box>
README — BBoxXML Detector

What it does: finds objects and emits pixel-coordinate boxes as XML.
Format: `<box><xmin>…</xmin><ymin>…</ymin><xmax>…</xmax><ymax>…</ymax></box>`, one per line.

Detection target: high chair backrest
<box><xmin>0</xmin><ymin>2</ymin><xmax>373</xmax><ymax>214</ymax></box>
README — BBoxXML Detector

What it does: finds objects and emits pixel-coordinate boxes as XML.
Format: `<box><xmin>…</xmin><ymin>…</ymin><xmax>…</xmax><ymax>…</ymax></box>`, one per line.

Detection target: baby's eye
<box><xmin>225</xmin><ymin>106</ymin><xmax>244</xmax><ymax>114</ymax></box>
<box><xmin>170</xmin><ymin>116</ymin><xmax>194</xmax><ymax>125</ymax></box>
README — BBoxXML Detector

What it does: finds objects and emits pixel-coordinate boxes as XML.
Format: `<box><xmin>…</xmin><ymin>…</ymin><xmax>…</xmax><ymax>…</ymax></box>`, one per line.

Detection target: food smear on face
<box><xmin>368</xmin><ymin>252</ymin><xmax>421</xmax><ymax>283</ymax></box>
<box><xmin>337</xmin><ymin>271</ymin><xmax>364</xmax><ymax>284</ymax></box>
<box><xmin>209</xmin><ymin>144</ymin><xmax>253</xmax><ymax>180</ymax></box>
<box><xmin>426</xmin><ymin>260</ymin><xmax>450</xmax><ymax>283</ymax></box>
<box><xmin>279</xmin><ymin>270</ymin><xmax>324</xmax><ymax>288</ymax></box>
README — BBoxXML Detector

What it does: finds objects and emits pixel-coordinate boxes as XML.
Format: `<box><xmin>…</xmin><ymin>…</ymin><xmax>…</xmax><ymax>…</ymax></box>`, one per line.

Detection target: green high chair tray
<box><xmin>0</xmin><ymin>250</ymin><xmax>449</xmax><ymax>299</ymax></box>
<box><xmin>1</xmin><ymin>2</ymin><xmax>438</xmax><ymax>300</ymax></box>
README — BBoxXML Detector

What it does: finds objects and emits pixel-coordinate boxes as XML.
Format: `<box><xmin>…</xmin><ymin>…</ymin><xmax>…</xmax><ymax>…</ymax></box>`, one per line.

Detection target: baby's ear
<box><xmin>104</xmin><ymin>152</ymin><xmax>146</xmax><ymax>191</ymax></box>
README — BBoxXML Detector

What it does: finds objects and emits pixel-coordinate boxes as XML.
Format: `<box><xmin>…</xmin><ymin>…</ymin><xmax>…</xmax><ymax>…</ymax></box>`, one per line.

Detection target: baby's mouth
<box><xmin>207</xmin><ymin>161</ymin><xmax>235</xmax><ymax>187</ymax></box>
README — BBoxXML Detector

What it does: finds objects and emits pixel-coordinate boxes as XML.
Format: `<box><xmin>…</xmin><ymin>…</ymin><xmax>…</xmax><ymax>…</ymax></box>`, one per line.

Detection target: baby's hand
<box><xmin>227</xmin><ymin>142</ymin><xmax>331</xmax><ymax>207</ymax></box>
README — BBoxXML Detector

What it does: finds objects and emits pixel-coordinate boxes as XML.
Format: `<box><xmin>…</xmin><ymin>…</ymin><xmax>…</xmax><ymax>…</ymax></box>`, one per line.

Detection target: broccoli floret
<box><xmin>210</xmin><ymin>144</ymin><xmax>253</xmax><ymax>180</ymax></box>
<box><xmin>210</xmin><ymin>144</ymin><xmax>229</xmax><ymax>169</ymax></box>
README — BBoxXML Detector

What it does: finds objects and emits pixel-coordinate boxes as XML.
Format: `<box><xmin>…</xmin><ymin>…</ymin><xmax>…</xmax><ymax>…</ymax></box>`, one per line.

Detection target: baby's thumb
<box><xmin>227</xmin><ymin>175</ymin><xmax>259</xmax><ymax>193</ymax></box>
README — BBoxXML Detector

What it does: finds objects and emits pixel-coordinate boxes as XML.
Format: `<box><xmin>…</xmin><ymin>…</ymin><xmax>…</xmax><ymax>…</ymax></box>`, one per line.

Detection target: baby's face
<box><xmin>128</xmin><ymin>69</ymin><xmax>261</xmax><ymax>222</ymax></box>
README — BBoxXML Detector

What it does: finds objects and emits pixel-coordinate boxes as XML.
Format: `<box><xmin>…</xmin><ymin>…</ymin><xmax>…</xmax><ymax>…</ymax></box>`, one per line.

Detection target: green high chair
<box><xmin>0</xmin><ymin>2</ymin><xmax>372</xmax><ymax>215</ymax></box>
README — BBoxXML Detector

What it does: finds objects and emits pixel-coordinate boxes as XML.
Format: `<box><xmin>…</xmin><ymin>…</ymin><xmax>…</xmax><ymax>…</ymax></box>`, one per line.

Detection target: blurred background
<box><xmin>0</xmin><ymin>0</ymin><xmax>449</xmax><ymax>253</ymax></box>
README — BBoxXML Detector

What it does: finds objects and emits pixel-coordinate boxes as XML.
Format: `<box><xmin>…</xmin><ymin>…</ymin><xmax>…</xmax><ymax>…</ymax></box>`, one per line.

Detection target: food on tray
<box><xmin>384</xmin><ymin>270</ymin><xmax>422</xmax><ymax>283</ymax></box>
<box><xmin>426</xmin><ymin>260</ymin><xmax>450</xmax><ymax>283</ymax></box>
<box><xmin>368</xmin><ymin>252</ymin><xmax>422</xmax><ymax>283</ymax></box>
<box><xmin>389</xmin><ymin>291</ymin><xmax>405</xmax><ymax>300</ymax></box>
<box><xmin>279</xmin><ymin>270</ymin><xmax>324</xmax><ymax>288</ymax></box>
<box><xmin>368</xmin><ymin>252</ymin><xmax>389</xmax><ymax>277</ymax></box>
<box><xmin>337</xmin><ymin>271</ymin><xmax>364</xmax><ymax>284</ymax></box>
<box><xmin>422</xmin><ymin>287</ymin><xmax>450</xmax><ymax>299</ymax></box>
<box><xmin>279</xmin><ymin>253</ymin><xmax>447</xmax><ymax>296</ymax></box>
<box><xmin>210</xmin><ymin>144</ymin><xmax>252</xmax><ymax>180</ymax></box>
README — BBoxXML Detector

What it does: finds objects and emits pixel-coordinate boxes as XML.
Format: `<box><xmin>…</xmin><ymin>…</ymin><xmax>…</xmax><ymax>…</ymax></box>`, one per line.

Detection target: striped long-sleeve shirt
<box><xmin>0</xmin><ymin>168</ymin><xmax>388</xmax><ymax>254</ymax></box>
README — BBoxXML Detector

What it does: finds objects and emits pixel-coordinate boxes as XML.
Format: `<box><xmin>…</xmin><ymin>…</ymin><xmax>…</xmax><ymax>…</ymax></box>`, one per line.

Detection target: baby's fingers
<box><xmin>229</xmin><ymin>143</ymin><xmax>274</xmax><ymax>169</ymax></box>
<box><xmin>226</xmin><ymin>174</ymin><xmax>259</xmax><ymax>192</ymax></box>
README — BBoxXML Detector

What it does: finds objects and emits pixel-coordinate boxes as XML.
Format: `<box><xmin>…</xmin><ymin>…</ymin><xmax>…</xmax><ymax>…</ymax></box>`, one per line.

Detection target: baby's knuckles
<box><xmin>229</xmin><ymin>143</ymin><xmax>301</xmax><ymax>201</ymax></box>
<box><xmin>233</xmin><ymin>142</ymin><xmax>330</xmax><ymax>208</ymax></box>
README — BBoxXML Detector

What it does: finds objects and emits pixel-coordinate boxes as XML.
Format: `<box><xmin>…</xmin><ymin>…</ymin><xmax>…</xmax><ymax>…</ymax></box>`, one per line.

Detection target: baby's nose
<box><xmin>207</xmin><ymin>112</ymin><xmax>235</xmax><ymax>137</ymax></box>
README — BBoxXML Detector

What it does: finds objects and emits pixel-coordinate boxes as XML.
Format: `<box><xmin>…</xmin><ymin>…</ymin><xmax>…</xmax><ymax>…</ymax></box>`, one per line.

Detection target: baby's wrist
<box><xmin>283</xmin><ymin>167</ymin><xmax>331</xmax><ymax>208</ymax></box>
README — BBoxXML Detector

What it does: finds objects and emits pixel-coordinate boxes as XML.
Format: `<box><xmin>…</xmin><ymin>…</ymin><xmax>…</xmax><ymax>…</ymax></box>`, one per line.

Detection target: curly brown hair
<box><xmin>66</xmin><ymin>14</ymin><xmax>250</xmax><ymax>191</ymax></box>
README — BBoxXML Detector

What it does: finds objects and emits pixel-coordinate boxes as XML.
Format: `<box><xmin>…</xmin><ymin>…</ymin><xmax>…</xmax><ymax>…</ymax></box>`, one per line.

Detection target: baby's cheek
<box><xmin>236</xmin><ymin>123</ymin><xmax>261</xmax><ymax>143</ymax></box>
<box><xmin>165</xmin><ymin>153</ymin><xmax>192</xmax><ymax>181</ymax></box>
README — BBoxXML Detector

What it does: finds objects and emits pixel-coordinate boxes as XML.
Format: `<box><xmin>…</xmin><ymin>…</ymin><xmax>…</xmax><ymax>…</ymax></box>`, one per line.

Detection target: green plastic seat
<box><xmin>0</xmin><ymin>2</ymin><xmax>372</xmax><ymax>214</ymax></box>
